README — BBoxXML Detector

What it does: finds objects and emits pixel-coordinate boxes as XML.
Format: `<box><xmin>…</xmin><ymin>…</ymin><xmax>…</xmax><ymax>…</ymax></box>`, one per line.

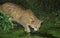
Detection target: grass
<box><xmin>0</xmin><ymin>0</ymin><xmax>60</xmax><ymax>38</ymax></box>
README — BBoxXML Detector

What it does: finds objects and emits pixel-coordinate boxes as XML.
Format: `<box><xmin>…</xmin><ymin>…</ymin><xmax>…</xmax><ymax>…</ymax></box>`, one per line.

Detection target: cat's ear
<box><xmin>41</xmin><ymin>20</ymin><xmax>43</xmax><ymax>23</ymax></box>
<box><xmin>40</xmin><ymin>20</ymin><xmax>43</xmax><ymax>23</ymax></box>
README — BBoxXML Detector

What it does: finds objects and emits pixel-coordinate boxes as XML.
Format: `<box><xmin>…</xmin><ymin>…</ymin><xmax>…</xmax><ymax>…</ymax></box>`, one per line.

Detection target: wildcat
<box><xmin>0</xmin><ymin>2</ymin><xmax>43</xmax><ymax>33</ymax></box>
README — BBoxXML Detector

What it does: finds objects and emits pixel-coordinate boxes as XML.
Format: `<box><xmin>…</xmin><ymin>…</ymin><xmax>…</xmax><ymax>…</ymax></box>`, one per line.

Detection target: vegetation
<box><xmin>0</xmin><ymin>11</ymin><xmax>13</xmax><ymax>32</ymax></box>
<box><xmin>0</xmin><ymin>0</ymin><xmax>60</xmax><ymax>38</ymax></box>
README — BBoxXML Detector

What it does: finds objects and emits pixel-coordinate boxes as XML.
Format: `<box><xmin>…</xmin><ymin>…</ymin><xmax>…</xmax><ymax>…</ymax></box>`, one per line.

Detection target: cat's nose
<box><xmin>34</xmin><ymin>28</ymin><xmax>40</xmax><ymax>31</ymax></box>
<box><xmin>34</xmin><ymin>28</ymin><xmax>38</xmax><ymax>31</ymax></box>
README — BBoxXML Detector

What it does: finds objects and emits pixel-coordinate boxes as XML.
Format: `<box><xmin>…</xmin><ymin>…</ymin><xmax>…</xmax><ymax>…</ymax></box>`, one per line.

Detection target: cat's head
<box><xmin>31</xmin><ymin>19</ymin><xmax>43</xmax><ymax>32</ymax></box>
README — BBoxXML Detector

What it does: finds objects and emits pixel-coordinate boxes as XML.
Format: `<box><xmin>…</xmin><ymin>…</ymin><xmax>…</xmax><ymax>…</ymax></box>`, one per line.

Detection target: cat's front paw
<box><xmin>25</xmin><ymin>29</ymin><xmax>31</xmax><ymax>33</ymax></box>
